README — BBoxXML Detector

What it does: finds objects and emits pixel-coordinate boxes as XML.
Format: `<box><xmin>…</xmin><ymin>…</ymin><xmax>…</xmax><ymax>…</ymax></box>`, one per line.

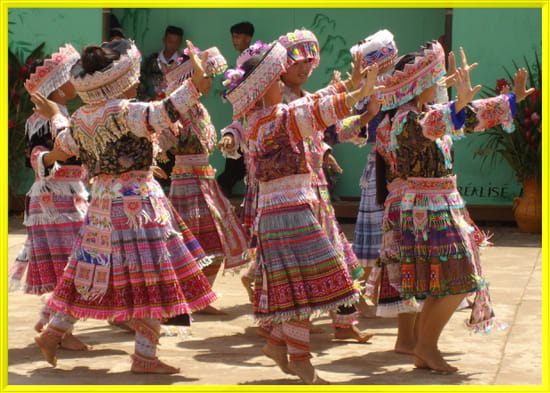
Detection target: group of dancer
<box><xmin>10</xmin><ymin>24</ymin><xmax>533</xmax><ymax>384</ymax></box>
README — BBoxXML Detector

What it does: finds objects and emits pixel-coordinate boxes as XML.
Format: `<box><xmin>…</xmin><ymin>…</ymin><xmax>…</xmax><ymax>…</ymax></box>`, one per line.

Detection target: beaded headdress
<box><xmin>224</xmin><ymin>41</ymin><xmax>287</xmax><ymax>119</ymax></box>
<box><xmin>164</xmin><ymin>47</ymin><xmax>228</xmax><ymax>94</ymax></box>
<box><xmin>379</xmin><ymin>40</ymin><xmax>446</xmax><ymax>111</ymax></box>
<box><xmin>24</xmin><ymin>44</ymin><xmax>80</xmax><ymax>97</ymax></box>
<box><xmin>278</xmin><ymin>29</ymin><xmax>320</xmax><ymax>68</ymax></box>
<box><xmin>70</xmin><ymin>39</ymin><xmax>141</xmax><ymax>105</ymax></box>
<box><xmin>350</xmin><ymin>29</ymin><xmax>398</xmax><ymax>71</ymax></box>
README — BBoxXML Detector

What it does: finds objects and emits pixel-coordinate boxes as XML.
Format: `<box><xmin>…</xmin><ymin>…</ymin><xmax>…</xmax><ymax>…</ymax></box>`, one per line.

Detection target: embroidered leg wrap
<box><xmin>38</xmin><ymin>304</ymin><xmax>52</xmax><ymax>328</ymax></box>
<box><xmin>267</xmin><ymin>322</ymin><xmax>285</xmax><ymax>347</ymax></box>
<box><xmin>283</xmin><ymin>319</ymin><xmax>311</xmax><ymax>361</ymax></box>
<box><xmin>43</xmin><ymin>312</ymin><xmax>77</xmax><ymax>345</ymax></box>
<box><xmin>131</xmin><ymin>318</ymin><xmax>160</xmax><ymax>359</ymax></box>
<box><xmin>202</xmin><ymin>258</ymin><xmax>223</xmax><ymax>285</ymax></box>
<box><xmin>331</xmin><ymin>305</ymin><xmax>359</xmax><ymax>329</ymax></box>
<box><xmin>259</xmin><ymin>319</ymin><xmax>274</xmax><ymax>333</ymax></box>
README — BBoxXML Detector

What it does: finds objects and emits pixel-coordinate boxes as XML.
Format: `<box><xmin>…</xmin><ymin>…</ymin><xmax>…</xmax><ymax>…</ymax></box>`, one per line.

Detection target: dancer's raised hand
<box><xmin>30</xmin><ymin>92</ymin><xmax>60</xmax><ymax>120</ymax></box>
<box><xmin>513</xmin><ymin>67</ymin><xmax>535</xmax><ymax>103</ymax></box>
<box><xmin>187</xmin><ymin>40</ymin><xmax>211</xmax><ymax>95</ymax></box>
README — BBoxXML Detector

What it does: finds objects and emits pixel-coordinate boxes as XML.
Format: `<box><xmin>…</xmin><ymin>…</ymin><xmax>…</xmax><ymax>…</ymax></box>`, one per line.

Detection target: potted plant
<box><xmin>8</xmin><ymin>43</ymin><xmax>45</xmax><ymax>212</ymax></box>
<box><xmin>474</xmin><ymin>52</ymin><xmax>542</xmax><ymax>233</ymax></box>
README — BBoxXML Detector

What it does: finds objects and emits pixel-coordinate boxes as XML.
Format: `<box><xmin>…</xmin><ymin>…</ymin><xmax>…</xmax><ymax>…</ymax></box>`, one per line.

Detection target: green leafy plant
<box><xmin>474</xmin><ymin>51</ymin><xmax>542</xmax><ymax>182</ymax></box>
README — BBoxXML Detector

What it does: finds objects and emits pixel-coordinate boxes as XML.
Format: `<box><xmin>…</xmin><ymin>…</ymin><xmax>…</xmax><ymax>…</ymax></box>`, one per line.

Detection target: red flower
<box><xmin>8</xmin><ymin>119</ymin><xmax>15</xmax><ymax>129</ymax></box>
<box><xmin>156</xmin><ymin>92</ymin><xmax>166</xmax><ymax>99</ymax></box>
<box><xmin>529</xmin><ymin>88</ymin><xmax>540</xmax><ymax>108</ymax></box>
<box><xmin>522</xmin><ymin>118</ymin><xmax>532</xmax><ymax>130</ymax></box>
<box><xmin>495</xmin><ymin>78</ymin><xmax>511</xmax><ymax>94</ymax></box>
<box><xmin>17</xmin><ymin>65</ymin><xmax>28</xmax><ymax>81</ymax></box>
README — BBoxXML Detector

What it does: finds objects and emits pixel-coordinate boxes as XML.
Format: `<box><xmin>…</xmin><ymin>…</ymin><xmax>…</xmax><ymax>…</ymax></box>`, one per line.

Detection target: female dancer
<box><xmin>31</xmin><ymin>38</ymin><xmax>217</xmax><ymax>374</ymax></box>
<box><xmin>21</xmin><ymin>44</ymin><xmax>90</xmax><ymax>351</ymax></box>
<box><xmin>376</xmin><ymin>41</ymin><xmax>532</xmax><ymax>372</ymax></box>
<box><xmin>223</xmin><ymin>40</ymin><xmax>380</xmax><ymax>384</ymax></box>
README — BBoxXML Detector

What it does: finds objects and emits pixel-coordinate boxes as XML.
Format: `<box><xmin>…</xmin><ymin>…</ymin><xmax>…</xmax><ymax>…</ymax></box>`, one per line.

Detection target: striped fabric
<box><xmin>170</xmin><ymin>156</ymin><xmax>253</xmax><ymax>272</ymax></box>
<box><xmin>399</xmin><ymin>176</ymin><xmax>483</xmax><ymax>299</ymax></box>
<box><xmin>371</xmin><ymin>178</ymin><xmax>421</xmax><ymax>317</ymax></box>
<box><xmin>253</xmin><ymin>204</ymin><xmax>359</xmax><ymax>322</ymax></box>
<box><xmin>25</xmin><ymin>217</ymin><xmax>83</xmax><ymax>295</ymax></box>
<box><xmin>353</xmin><ymin>149</ymin><xmax>384</xmax><ymax>268</ymax></box>
<box><xmin>48</xmin><ymin>172</ymin><xmax>217</xmax><ymax>321</ymax></box>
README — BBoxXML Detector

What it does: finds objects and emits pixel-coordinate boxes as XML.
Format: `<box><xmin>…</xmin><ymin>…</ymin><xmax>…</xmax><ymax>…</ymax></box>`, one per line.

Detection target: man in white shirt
<box><xmin>139</xmin><ymin>25</ymin><xmax>187</xmax><ymax>101</ymax></box>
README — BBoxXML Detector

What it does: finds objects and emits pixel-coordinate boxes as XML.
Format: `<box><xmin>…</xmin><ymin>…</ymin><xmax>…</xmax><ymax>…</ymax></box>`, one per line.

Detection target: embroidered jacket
<box><xmin>376</xmin><ymin>94</ymin><xmax>516</xmax><ymax>182</ymax></box>
<box><xmin>52</xmin><ymin>80</ymin><xmax>201</xmax><ymax>178</ymax></box>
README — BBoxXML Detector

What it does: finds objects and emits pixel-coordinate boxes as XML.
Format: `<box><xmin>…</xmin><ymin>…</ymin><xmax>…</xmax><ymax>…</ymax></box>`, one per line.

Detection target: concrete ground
<box><xmin>6</xmin><ymin>214</ymin><xmax>543</xmax><ymax>388</ymax></box>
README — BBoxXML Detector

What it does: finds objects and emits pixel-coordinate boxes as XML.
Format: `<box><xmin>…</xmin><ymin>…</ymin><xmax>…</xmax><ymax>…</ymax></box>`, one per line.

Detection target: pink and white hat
<box><xmin>278</xmin><ymin>29</ymin><xmax>320</xmax><ymax>68</ymax></box>
<box><xmin>379</xmin><ymin>40</ymin><xmax>446</xmax><ymax>110</ymax></box>
<box><xmin>70</xmin><ymin>39</ymin><xmax>141</xmax><ymax>105</ymax></box>
<box><xmin>24</xmin><ymin>44</ymin><xmax>80</xmax><ymax>97</ymax></box>
<box><xmin>224</xmin><ymin>41</ymin><xmax>287</xmax><ymax>119</ymax></box>
<box><xmin>164</xmin><ymin>46</ymin><xmax>228</xmax><ymax>94</ymax></box>
<box><xmin>350</xmin><ymin>29</ymin><xmax>398</xmax><ymax>71</ymax></box>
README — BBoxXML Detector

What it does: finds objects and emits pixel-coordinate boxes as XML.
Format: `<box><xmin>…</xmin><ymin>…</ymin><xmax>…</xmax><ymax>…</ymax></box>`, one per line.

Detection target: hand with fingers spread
<box><xmin>454</xmin><ymin>62</ymin><xmax>482</xmax><ymax>113</ymax></box>
<box><xmin>330</xmin><ymin>69</ymin><xmax>342</xmax><ymax>85</ymax></box>
<box><xmin>348</xmin><ymin>52</ymin><xmax>365</xmax><ymax>89</ymax></box>
<box><xmin>30</xmin><ymin>92</ymin><xmax>61</xmax><ymax>120</ymax></box>
<box><xmin>187</xmin><ymin>40</ymin><xmax>211</xmax><ymax>95</ymax></box>
<box><xmin>217</xmin><ymin>134</ymin><xmax>236</xmax><ymax>152</ymax></box>
<box><xmin>345</xmin><ymin>63</ymin><xmax>383</xmax><ymax>107</ymax></box>
<box><xmin>439</xmin><ymin>48</ymin><xmax>478</xmax><ymax>88</ymax></box>
<box><xmin>512</xmin><ymin>68</ymin><xmax>535</xmax><ymax>103</ymax></box>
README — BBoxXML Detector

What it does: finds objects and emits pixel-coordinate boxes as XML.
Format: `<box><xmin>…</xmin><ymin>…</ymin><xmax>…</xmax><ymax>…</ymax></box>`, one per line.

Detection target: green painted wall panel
<box><xmin>8</xmin><ymin>8</ymin><xmax>102</xmax><ymax>194</ymax></box>
<box><xmin>451</xmin><ymin>8</ymin><xmax>541</xmax><ymax>205</ymax></box>
<box><xmin>114</xmin><ymin>7</ymin><xmax>445</xmax><ymax>196</ymax></box>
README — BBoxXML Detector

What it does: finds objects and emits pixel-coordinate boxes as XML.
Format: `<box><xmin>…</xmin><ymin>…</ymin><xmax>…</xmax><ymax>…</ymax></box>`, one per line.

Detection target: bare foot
<box><xmin>394</xmin><ymin>338</ymin><xmax>416</xmax><ymax>354</ymax></box>
<box><xmin>288</xmin><ymin>359</ymin><xmax>330</xmax><ymax>385</ymax></box>
<box><xmin>334</xmin><ymin>326</ymin><xmax>374</xmax><ymax>343</ymax></box>
<box><xmin>257</xmin><ymin>326</ymin><xmax>271</xmax><ymax>339</ymax></box>
<box><xmin>108</xmin><ymin>319</ymin><xmax>134</xmax><ymax>332</ymax></box>
<box><xmin>34</xmin><ymin>321</ymin><xmax>44</xmax><ymax>333</ymax></box>
<box><xmin>34</xmin><ymin>334</ymin><xmax>58</xmax><ymax>367</ymax></box>
<box><xmin>60</xmin><ymin>333</ymin><xmax>92</xmax><ymax>351</ymax></box>
<box><xmin>195</xmin><ymin>305</ymin><xmax>227</xmax><ymax>315</ymax></box>
<box><xmin>131</xmin><ymin>358</ymin><xmax>180</xmax><ymax>374</ymax></box>
<box><xmin>394</xmin><ymin>345</ymin><xmax>416</xmax><ymax>355</ymax></box>
<box><xmin>262</xmin><ymin>343</ymin><xmax>294</xmax><ymax>375</ymax></box>
<box><xmin>414</xmin><ymin>349</ymin><xmax>458</xmax><ymax>373</ymax></box>
<box><xmin>241</xmin><ymin>276</ymin><xmax>254</xmax><ymax>303</ymax></box>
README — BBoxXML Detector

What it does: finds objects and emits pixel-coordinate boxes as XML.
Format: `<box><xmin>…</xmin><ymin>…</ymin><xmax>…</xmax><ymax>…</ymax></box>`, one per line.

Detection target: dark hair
<box><xmin>241</xmin><ymin>54</ymin><xmax>264</xmax><ymax>79</ymax></box>
<box><xmin>165</xmin><ymin>25</ymin><xmax>184</xmax><ymax>38</ymax></box>
<box><xmin>80</xmin><ymin>45</ymin><xmax>120</xmax><ymax>74</ymax></box>
<box><xmin>230</xmin><ymin>22</ymin><xmax>254</xmax><ymax>37</ymax></box>
<box><xmin>109</xmin><ymin>27</ymin><xmax>125</xmax><ymax>40</ymax></box>
<box><xmin>26</xmin><ymin>59</ymin><xmax>45</xmax><ymax>81</ymax></box>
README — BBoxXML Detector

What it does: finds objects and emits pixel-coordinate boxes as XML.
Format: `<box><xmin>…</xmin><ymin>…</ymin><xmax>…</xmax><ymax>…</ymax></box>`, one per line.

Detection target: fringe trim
<box><xmin>376</xmin><ymin>298</ymin><xmax>423</xmax><ymax>318</ymax></box>
<box><xmin>47</xmin><ymin>291</ymin><xmax>218</xmax><ymax>321</ymax></box>
<box><xmin>159</xmin><ymin>325</ymin><xmax>192</xmax><ymax>339</ymax></box>
<box><xmin>465</xmin><ymin>317</ymin><xmax>508</xmax><ymax>335</ymax></box>
<box><xmin>254</xmin><ymin>293</ymin><xmax>360</xmax><ymax>324</ymax></box>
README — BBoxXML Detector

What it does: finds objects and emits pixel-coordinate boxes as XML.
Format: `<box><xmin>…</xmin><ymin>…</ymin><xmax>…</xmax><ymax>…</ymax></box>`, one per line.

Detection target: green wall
<box><xmin>8</xmin><ymin>8</ymin><xmax>102</xmax><ymax>194</ymax></box>
<box><xmin>114</xmin><ymin>8</ymin><xmax>445</xmax><ymax>196</ymax></box>
<box><xmin>452</xmin><ymin>8</ymin><xmax>542</xmax><ymax>205</ymax></box>
<box><xmin>8</xmin><ymin>8</ymin><xmax>542</xmax><ymax>205</ymax></box>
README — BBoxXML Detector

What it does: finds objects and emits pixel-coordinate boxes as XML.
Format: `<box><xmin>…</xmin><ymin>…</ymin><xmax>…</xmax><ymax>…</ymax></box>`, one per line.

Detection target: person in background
<box><xmin>216</xmin><ymin>21</ymin><xmax>255</xmax><ymax>198</ymax></box>
<box><xmin>139</xmin><ymin>25</ymin><xmax>187</xmax><ymax>101</ymax></box>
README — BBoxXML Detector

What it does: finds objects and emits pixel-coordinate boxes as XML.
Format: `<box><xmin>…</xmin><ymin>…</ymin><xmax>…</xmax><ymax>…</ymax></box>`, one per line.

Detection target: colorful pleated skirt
<box><xmin>48</xmin><ymin>170</ymin><xmax>217</xmax><ymax>321</ymax></box>
<box><xmin>169</xmin><ymin>155</ymin><xmax>253</xmax><ymax>272</ymax></box>
<box><xmin>399</xmin><ymin>176</ymin><xmax>483</xmax><ymax>298</ymax></box>
<box><xmin>24</xmin><ymin>166</ymin><xmax>88</xmax><ymax>295</ymax></box>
